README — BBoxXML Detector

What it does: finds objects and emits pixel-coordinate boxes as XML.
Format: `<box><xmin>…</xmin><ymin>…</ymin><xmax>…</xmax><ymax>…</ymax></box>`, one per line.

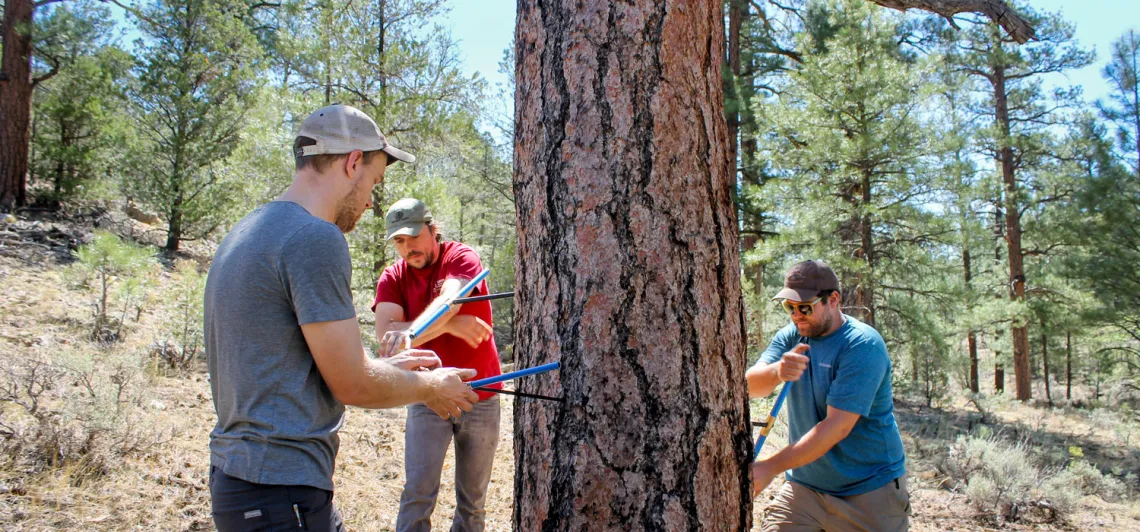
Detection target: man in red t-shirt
<box><xmin>372</xmin><ymin>198</ymin><xmax>502</xmax><ymax>532</ymax></box>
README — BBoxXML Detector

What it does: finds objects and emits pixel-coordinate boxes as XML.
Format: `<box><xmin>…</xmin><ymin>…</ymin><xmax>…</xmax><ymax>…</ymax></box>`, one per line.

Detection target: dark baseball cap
<box><xmin>773</xmin><ymin>260</ymin><xmax>839</xmax><ymax>301</ymax></box>
<box><xmin>384</xmin><ymin>198</ymin><xmax>433</xmax><ymax>240</ymax></box>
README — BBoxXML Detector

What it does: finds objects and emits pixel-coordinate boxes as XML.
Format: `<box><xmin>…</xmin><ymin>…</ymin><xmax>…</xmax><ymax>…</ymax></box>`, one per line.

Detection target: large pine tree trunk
<box><xmin>512</xmin><ymin>1</ymin><xmax>751</xmax><ymax>529</ymax></box>
<box><xmin>0</xmin><ymin>0</ymin><xmax>35</xmax><ymax>211</ymax></box>
<box><xmin>993</xmin><ymin>65</ymin><xmax>1032</xmax><ymax>401</ymax></box>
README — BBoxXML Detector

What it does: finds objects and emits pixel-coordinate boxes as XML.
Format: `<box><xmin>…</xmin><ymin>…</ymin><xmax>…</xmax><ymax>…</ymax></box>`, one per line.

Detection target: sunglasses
<box><xmin>780</xmin><ymin>296</ymin><xmax>823</xmax><ymax>316</ymax></box>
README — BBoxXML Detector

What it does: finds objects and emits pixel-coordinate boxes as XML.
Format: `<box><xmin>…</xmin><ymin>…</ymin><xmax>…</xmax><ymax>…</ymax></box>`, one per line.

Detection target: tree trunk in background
<box><xmin>1041</xmin><ymin>320</ymin><xmax>1052</xmax><ymax>407</ymax></box>
<box><xmin>724</xmin><ymin>0</ymin><xmax>742</xmax><ymax>185</ymax></box>
<box><xmin>165</xmin><ymin>146</ymin><xmax>184</xmax><ymax>252</ymax></box>
<box><xmin>993</xmin><ymin>64</ymin><xmax>1032</xmax><ymax>401</ymax></box>
<box><xmin>166</xmin><ymin>194</ymin><xmax>183</xmax><ymax>252</ymax></box>
<box><xmin>371</xmin><ymin>188</ymin><xmax>389</xmax><ymax>277</ymax></box>
<box><xmin>995</xmin><ymin>357</ymin><xmax>1004</xmax><ymax>394</ymax></box>
<box><xmin>858</xmin><ymin>168</ymin><xmax>875</xmax><ymax>327</ymax></box>
<box><xmin>991</xmin><ymin>205</ymin><xmax>1004</xmax><ymax>395</ymax></box>
<box><xmin>964</xmin><ymin>247</ymin><xmax>979</xmax><ymax>393</ymax></box>
<box><xmin>1066</xmin><ymin>331</ymin><xmax>1072</xmax><ymax>401</ymax></box>
<box><xmin>732</xmin><ymin>2</ymin><xmax>770</xmax><ymax>332</ymax></box>
<box><xmin>0</xmin><ymin>0</ymin><xmax>35</xmax><ymax>211</ymax></box>
<box><xmin>967</xmin><ymin>331</ymin><xmax>979</xmax><ymax>393</ymax></box>
<box><xmin>512</xmin><ymin>1</ymin><xmax>751</xmax><ymax>529</ymax></box>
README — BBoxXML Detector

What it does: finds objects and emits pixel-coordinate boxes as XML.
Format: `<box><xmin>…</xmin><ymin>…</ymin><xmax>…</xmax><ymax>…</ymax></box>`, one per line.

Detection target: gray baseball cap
<box><xmin>773</xmin><ymin>260</ymin><xmax>840</xmax><ymax>301</ymax></box>
<box><xmin>385</xmin><ymin>198</ymin><xmax>433</xmax><ymax>240</ymax></box>
<box><xmin>295</xmin><ymin>104</ymin><xmax>415</xmax><ymax>163</ymax></box>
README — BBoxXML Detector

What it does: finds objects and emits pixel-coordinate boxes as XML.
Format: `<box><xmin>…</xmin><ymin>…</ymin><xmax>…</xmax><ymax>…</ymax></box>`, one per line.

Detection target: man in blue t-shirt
<box><xmin>747</xmin><ymin>260</ymin><xmax>909</xmax><ymax>531</ymax></box>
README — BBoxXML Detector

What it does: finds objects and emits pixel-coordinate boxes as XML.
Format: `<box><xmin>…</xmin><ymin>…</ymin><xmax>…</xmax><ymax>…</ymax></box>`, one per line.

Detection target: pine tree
<box><xmin>752</xmin><ymin>0</ymin><xmax>941</xmax><ymax>331</ymax></box>
<box><xmin>938</xmin><ymin>1</ymin><xmax>1091</xmax><ymax>400</ymax></box>
<box><xmin>125</xmin><ymin>0</ymin><xmax>263</xmax><ymax>251</ymax></box>
<box><xmin>30</xmin><ymin>3</ymin><xmax>133</xmax><ymax>204</ymax></box>
<box><xmin>1099</xmin><ymin>29</ymin><xmax>1140</xmax><ymax>179</ymax></box>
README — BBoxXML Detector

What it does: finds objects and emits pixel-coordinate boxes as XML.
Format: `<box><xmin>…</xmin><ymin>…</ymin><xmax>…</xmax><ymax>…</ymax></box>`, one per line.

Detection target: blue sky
<box><xmin>439</xmin><ymin>0</ymin><xmax>1139</xmax><ymax>112</ymax></box>
<box><xmin>106</xmin><ymin>1</ymin><xmax>1136</xmax><ymax>123</ymax></box>
<box><xmin>438</xmin><ymin>0</ymin><xmax>516</xmax><ymax>89</ymax></box>
<box><xmin>1026</xmin><ymin>0</ymin><xmax>1138</xmax><ymax>104</ymax></box>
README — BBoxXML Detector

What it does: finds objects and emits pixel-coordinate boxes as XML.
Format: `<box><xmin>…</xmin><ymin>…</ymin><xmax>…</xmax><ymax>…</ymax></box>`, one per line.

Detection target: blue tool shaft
<box><xmin>753</xmin><ymin>380</ymin><xmax>792</xmax><ymax>460</ymax></box>
<box><xmin>409</xmin><ymin>269</ymin><xmax>490</xmax><ymax>338</ymax></box>
<box><xmin>753</xmin><ymin>337</ymin><xmax>808</xmax><ymax>460</ymax></box>
<box><xmin>468</xmin><ymin>362</ymin><xmax>560</xmax><ymax>388</ymax></box>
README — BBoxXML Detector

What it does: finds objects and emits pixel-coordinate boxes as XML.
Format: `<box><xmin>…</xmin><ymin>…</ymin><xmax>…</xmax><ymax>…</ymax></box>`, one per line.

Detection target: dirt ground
<box><xmin>3</xmin><ymin>362</ymin><xmax>1137</xmax><ymax>531</ymax></box>
<box><xmin>1</xmin><ymin>211</ymin><xmax>1139</xmax><ymax>531</ymax></box>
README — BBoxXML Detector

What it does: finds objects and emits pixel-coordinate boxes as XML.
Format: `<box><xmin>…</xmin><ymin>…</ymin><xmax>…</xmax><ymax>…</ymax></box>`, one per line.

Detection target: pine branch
<box><xmin>867</xmin><ymin>0</ymin><xmax>1035</xmax><ymax>44</ymax></box>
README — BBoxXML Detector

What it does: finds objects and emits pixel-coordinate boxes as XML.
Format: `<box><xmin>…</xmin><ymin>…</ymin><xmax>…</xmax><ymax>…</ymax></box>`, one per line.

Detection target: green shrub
<box><xmin>0</xmin><ymin>349</ymin><xmax>170</xmax><ymax>485</ymax></box>
<box><xmin>151</xmin><ymin>260</ymin><xmax>206</xmax><ymax>371</ymax></box>
<box><xmin>1064</xmin><ymin>458</ymin><xmax>1128</xmax><ymax>501</ymax></box>
<box><xmin>70</xmin><ymin>231</ymin><xmax>156</xmax><ymax>341</ymax></box>
<box><xmin>940</xmin><ymin>435</ymin><xmax>1081</xmax><ymax>524</ymax></box>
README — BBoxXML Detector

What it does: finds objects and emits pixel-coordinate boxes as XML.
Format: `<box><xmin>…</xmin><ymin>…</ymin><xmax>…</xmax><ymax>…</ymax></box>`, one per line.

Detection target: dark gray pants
<box><xmin>210</xmin><ymin>466</ymin><xmax>344</xmax><ymax>531</ymax></box>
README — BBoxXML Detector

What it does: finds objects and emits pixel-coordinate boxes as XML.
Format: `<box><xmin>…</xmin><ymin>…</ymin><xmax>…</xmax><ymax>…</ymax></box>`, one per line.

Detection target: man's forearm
<box><xmin>760</xmin><ymin>416</ymin><xmax>851</xmax><ymax>473</ymax></box>
<box><xmin>377</xmin><ymin>318</ymin><xmax>448</xmax><ymax>347</ymax></box>
<box><xmin>747</xmin><ymin>363</ymin><xmax>782</xmax><ymax>398</ymax></box>
<box><xmin>349</xmin><ymin>358</ymin><xmax>432</xmax><ymax>408</ymax></box>
<box><xmin>375</xmin><ymin>279</ymin><xmax>465</xmax><ymax>346</ymax></box>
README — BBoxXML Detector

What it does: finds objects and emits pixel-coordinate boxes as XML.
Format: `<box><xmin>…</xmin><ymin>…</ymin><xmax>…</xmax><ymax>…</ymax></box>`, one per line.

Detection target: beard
<box><xmin>406</xmin><ymin>247</ymin><xmax>437</xmax><ymax>269</ymax></box>
<box><xmin>333</xmin><ymin>185</ymin><xmax>368</xmax><ymax>233</ymax></box>
<box><xmin>797</xmin><ymin>310</ymin><xmax>834</xmax><ymax>338</ymax></box>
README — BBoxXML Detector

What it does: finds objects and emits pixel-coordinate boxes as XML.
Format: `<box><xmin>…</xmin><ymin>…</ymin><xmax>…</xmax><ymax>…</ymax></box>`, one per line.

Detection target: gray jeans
<box><xmin>396</xmin><ymin>396</ymin><xmax>500</xmax><ymax>532</ymax></box>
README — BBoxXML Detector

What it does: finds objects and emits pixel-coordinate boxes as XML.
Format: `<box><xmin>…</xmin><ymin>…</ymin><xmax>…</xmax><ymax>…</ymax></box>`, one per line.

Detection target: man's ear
<box><xmin>343</xmin><ymin>150</ymin><xmax>364</xmax><ymax>179</ymax></box>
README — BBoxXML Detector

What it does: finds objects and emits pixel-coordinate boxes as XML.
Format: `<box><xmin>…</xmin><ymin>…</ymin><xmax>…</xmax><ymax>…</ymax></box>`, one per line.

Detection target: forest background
<box><xmin>2</xmin><ymin>0</ymin><xmax>1140</xmax><ymax>529</ymax></box>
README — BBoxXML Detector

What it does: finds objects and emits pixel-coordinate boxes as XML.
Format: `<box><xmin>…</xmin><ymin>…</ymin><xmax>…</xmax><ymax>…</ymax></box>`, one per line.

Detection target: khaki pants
<box><xmin>762</xmin><ymin>476</ymin><xmax>910</xmax><ymax>532</ymax></box>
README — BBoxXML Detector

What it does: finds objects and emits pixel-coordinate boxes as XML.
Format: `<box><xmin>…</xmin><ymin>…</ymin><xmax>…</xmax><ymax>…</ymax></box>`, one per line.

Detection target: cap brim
<box><xmin>385</xmin><ymin>222</ymin><xmax>425</xmax><ymax>241</ymax></box>
<box><xmin>772</xmin><ymin>287</ymin><xmax>821</xmax><ymax>302</ymax></box>
<box><xmin>382</xmin><ymin>145</ymin><xmax>415</xmax><ymax>164</ymax></box>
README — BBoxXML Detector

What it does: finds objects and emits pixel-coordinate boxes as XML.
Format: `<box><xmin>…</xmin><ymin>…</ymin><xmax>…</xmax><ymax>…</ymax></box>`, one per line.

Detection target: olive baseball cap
<box><xmin>295</xmin><ymin>104</ymin><xmax>415</xmax><ymax>163</ymax></box>
<box><xmin>773</xmin><ymin>260</ymin><xmax>840</xmax><ymax>301</ymax></box>
<box><xmin>385</xmin><ymin>198</ymin><xmax>432</xmax><ymax>240</ymax></box>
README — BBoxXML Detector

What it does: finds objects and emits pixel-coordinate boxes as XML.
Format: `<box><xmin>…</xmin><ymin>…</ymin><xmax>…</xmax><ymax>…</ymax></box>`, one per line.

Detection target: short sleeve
<box><xmin>757</xmin><ymin>324</ymin><xmax>798</xmax><ymax>366</ymax></box>
<box><xmin>826</xmin><ymin>338</ymin><xmax>888</xmax><ymax>417</ymax></box>
<box><xmin>277</xmin><ymin>223</ymin><xmax>356</xmax><ymax>325</ymax></box>
<box><xmin>372</xmin><ymin>266</ymin><xmax>405</xmax><ymax>312</ymax></box>
<box><xmin>441</xmin><ymin>245</ymin><xmax>485</xmax><ymax>295</ymax></box>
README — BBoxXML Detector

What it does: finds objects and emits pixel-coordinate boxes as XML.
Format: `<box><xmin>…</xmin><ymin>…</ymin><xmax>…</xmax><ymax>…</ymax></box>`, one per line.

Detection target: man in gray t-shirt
<box><xmin>205</xmin><ymin>104</ymin><xmax>478</xmax><ymax>531</ymax></box>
